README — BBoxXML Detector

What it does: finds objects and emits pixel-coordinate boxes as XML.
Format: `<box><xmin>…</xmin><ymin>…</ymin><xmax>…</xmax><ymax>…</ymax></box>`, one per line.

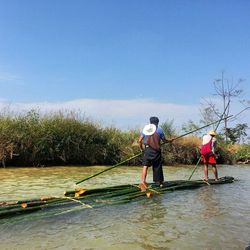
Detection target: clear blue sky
<box><xmin>0</xmin><ymin>0</ymin><xmax>249</xmax><ymax>129</ymax></box>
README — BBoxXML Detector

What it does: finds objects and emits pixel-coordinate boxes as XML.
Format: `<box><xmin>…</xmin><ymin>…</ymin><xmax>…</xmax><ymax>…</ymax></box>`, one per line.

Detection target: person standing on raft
<box><xmin>201</xmin><ymin>130</ymin><xmax>219</xmax><ymax>181</ymax></box>
<box><xmin>138</xmin><ymin>116</ymin><xmax>171</xmax><ymax>190</ymax></box>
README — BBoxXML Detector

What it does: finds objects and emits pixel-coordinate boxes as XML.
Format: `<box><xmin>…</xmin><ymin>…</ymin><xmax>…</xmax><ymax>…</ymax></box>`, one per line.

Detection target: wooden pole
<box><xmin>75</xmin><ymin>153</ymin><xmax>142</xmax><ymax>185</ymax></box>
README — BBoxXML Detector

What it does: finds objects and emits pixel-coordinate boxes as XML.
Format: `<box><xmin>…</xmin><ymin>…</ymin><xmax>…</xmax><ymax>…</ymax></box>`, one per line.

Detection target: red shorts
<box><xmin>202</xmin><ymin>154</ymin><xmax>216</xmax><ymax>164</ymax></box>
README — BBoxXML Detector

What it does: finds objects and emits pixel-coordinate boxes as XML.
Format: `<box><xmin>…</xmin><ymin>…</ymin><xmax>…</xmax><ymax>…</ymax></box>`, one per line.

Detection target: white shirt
<box><xmin>202</xmin><ymin>134</ymin><xmax>216</xmax><ymax>153</ymax></box>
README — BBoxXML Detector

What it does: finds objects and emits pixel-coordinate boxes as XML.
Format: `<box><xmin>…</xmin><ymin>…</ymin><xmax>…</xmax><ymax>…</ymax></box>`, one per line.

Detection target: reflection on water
<box><xmin>197</xmin><ymin>188</ymin><xmax>221</xmax><ymax>219</ymax></box>
<box><xmin>0</xmin><ymin>165</ymin><xmax>250</xmax><ymax>249</ymax></box>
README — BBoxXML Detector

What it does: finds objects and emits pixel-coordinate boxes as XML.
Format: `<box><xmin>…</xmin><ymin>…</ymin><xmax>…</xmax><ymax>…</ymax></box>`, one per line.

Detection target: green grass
<box><xmin>0</xmin><ymin>109</ymin><xmax>248</xmax><ymax>167</ymax></box>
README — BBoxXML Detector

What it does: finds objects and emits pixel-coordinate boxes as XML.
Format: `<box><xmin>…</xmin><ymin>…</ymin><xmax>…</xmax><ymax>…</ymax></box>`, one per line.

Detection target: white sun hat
<box><xmin>143</xmin><ymin>124</ymin><xmax>156</xmax><ymax>135</ymax></box>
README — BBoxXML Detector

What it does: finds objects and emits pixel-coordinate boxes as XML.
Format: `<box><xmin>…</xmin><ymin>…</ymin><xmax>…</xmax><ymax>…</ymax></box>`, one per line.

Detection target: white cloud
<box><xmin>0</xmin><ymin>98</ymin><xmax>249</xmax><ymax>131</ymax></box>
<box><xmin>0</xmin><ymin>98</ymin><xmax>201</xmax><ymax>130</ymax></box>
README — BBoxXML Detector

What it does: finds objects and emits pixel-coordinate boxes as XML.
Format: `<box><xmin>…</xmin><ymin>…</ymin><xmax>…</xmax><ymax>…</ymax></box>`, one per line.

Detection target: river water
<box><xmin>0</xmin><ymin>165</ymin><xmax>249</xmax><ymax>250</ymax></box>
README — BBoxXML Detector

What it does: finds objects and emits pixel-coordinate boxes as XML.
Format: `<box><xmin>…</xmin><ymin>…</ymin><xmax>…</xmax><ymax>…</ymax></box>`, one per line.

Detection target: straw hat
<box><xmin>209</xmin><ymin>130</ymin><xmax>217</xmax><ymax>136</ymax></box>
<box><xmin>143</xmin><ymin>124</ymin><xmax>156</xmax><ymax>135</ymax></box>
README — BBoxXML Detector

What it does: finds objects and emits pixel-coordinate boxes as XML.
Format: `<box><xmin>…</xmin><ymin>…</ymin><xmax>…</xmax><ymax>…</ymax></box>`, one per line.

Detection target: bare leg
<box><xmin>141</xmin><ymin>166</ymin><xmax>148</xmax><ymax>184</ymax></box>
<box><xmin>204</xmin><ymin>164</ymin><xmax>208</xmax><ymax>181</ymax></box>
<box><xmin>139</xmin><ymin>166</ymin><xmax>149</xmax><ymax>191</ymax></box>
<box><xmin>212</xmin><ymin>164</ymin><xmax>219</xmax><ymax>180</ymax></box>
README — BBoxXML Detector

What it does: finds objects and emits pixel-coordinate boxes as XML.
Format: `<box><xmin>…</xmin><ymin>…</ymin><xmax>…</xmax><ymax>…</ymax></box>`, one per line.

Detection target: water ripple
<box><xmin>0</xmin><ymin>165</ymin><xmax>250</xmax><ymax>249</ymax></box>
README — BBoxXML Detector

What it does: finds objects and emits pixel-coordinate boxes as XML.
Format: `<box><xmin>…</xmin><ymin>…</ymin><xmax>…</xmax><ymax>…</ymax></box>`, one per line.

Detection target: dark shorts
<box><xmin>142</xmin><ymin>146</ymin><xmax>164</xmax><ymax>183</ymax></box>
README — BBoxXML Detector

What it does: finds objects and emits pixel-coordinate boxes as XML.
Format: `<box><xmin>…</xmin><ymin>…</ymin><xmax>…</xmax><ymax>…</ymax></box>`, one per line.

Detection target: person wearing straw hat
<box><xmin>138</xmin><ymin>116</ymin><xmax>171</xmax><ymax>191</ymax></box>
<box><xmin>201</xmin><ymin>129</ymin><xmax>219</xmax><ymax>181</ymax></box>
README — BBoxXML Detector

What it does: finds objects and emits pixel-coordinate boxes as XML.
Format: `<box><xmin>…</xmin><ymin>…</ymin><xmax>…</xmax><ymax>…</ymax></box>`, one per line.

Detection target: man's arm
<box><xmin>159</xmin><ymin>127</ymin><xmax>172</xmax><ymax>144</ymax></box>
<box><xmin>162</xmin><ymin>134</ymin><xmax>173</xmax><ymax>144</ymax></box>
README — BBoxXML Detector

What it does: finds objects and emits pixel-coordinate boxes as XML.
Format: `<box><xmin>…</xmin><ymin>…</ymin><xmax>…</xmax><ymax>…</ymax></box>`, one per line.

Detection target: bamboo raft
<box><xmin>0</xmin><ymin>176</ymin><xmax>235</xmax><ymax>220</ymax></box>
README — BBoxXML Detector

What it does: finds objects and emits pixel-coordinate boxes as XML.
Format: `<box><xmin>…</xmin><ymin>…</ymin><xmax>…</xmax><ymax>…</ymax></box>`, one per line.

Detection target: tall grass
<box><xmin>0</xmin><ymin>110</ymin><xmax>139</xmax><ymax>166</ymax></box>
<box><xmin>0</xmin><ymin>110</ymin><xmax>248</xmax><ymax>167</ymax></box>
<box><xmin>226</xmin><ymin>143</ymin><xmax>250</xmax><ymax>163</ymax></box>
<box><xmin>168</xmin><ymin>136</ymin><xmax>201</xmax><ymax>165</ymax></box>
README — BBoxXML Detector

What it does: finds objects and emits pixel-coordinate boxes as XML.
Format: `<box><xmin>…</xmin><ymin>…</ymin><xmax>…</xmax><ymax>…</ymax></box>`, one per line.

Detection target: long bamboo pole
<box><xmin>75</xmin><ymin>153</ymin><xmax>142</xmax><ymax>185</ymax></box>
<box><xmin>75</xmin><ymin>115</ymin><xmax>232</xmax><ymax>185</ymax></box>
<box><xmin>187</xmin><ymin>101</ymin><xmax>231</xmax><ymax>180</ymax></box>
<box><xmin>168</xmin><ymin>115</ymin><xmax>232</xmax><ymax>143</ymax></box>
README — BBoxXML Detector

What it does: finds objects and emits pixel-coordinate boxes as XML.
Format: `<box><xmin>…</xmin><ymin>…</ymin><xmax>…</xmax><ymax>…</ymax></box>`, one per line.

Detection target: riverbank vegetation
<box><xmin>0</xmin><ymin>110</ymin><xmax>249</xmax><ymax>167</ymax></box>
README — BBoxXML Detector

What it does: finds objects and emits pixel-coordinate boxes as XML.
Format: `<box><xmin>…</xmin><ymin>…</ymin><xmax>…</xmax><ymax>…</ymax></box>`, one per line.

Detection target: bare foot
<box><xmin>139</xmin><ymin>182</ymin><xmax>148</xmax><ymax>192</ymax></box>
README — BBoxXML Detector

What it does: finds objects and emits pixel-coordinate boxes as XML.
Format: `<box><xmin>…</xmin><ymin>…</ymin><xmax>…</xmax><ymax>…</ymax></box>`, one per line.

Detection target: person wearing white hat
<box><xmin>201</xmin><ymin>129</ymin><xmax>219</xmax><ymax>181</ymax></box>
<box><xmin>138</xmin><ymin>116</ymin><xmax>171</xmax><ymax>191</ymax></box>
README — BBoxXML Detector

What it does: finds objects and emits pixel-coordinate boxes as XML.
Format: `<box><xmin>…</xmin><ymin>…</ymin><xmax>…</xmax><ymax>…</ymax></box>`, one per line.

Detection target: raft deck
<box><xmin>0</xmin><ymin>176</ymin><xmax>235</xmax><ymax>220</ymax></box>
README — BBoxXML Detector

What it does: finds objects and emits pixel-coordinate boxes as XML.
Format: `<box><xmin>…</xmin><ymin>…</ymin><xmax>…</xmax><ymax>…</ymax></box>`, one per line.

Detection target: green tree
<box><xmin>226</xmin><ymin>123</ymin><xmax>248</xmax><ymax>144</ymax></box>
<box><xmin>201</xmin><ymin>71</ymin><xmax>249</xmax><ymax>142</ymax></box>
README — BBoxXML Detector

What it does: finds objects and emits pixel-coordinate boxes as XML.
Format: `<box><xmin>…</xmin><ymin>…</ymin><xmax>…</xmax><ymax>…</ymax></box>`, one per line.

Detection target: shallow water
<box><xmin>0</xmin><ymin>165</ymin><xmax>250</xmax><ymax>250</ymax></box>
